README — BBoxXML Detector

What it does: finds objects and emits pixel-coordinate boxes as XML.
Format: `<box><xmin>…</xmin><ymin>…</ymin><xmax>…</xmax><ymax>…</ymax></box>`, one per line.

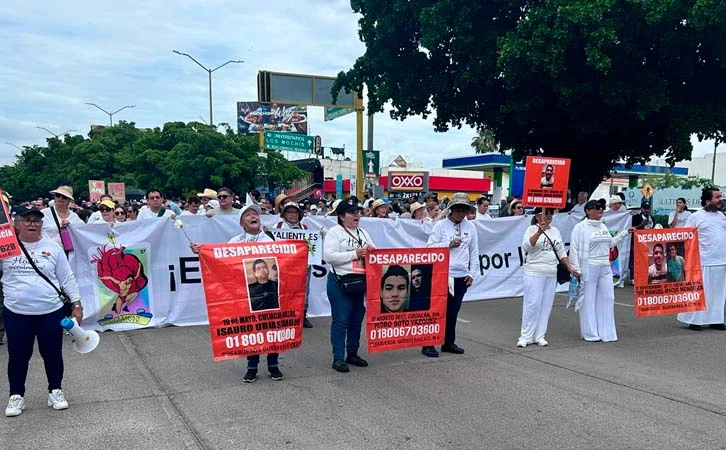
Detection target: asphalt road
<box><xmin>2</xmin><ymin>286</ymin><xmax>725</xmax><ymax>450</ymax></box>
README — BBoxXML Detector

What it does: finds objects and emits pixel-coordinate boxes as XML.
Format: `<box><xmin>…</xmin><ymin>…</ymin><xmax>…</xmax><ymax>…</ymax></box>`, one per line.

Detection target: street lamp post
<box><xmin>85</xmin><ymin>103</ymin><xmax>135</xmax><ymax>126</ymax></box>
<box><xmin>172</xmin><ymin>50</ymin><xmax>244</xmax><ymax>126</ymax></box>
<box><xmin>37</xmin><ymin>127</ymin><xmax>77</xmax><ymax>138</ymax></box>
<box><xmin>5</xmin><ymin>142</ymin><xmax>23</xmax><ymax>151</ymax></box>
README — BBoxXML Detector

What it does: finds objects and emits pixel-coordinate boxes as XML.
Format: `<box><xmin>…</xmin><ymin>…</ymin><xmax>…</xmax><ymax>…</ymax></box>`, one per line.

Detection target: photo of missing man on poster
<box><xmin>647</xmin><ymin>243</ymin><xmax>668</xmax><ymax>284</ymax></box>
<box><xmin>666</xmin><ymin>242</ymin><xmax>686</xmax><ymax>282</ymax></box>
<box><xmin>379</xmin><ymin>264</ymin><xmax>433</xmax><ymax>313</ymax></box>
<box><xmin>244</xmin><ymin>257</ymin><xmax>280</xmax><ymax>312</ymax></box>
<box><xmin>540</xmin><ymin>164</ymin><xmax>555</xmax><ymax>189</ymax></box>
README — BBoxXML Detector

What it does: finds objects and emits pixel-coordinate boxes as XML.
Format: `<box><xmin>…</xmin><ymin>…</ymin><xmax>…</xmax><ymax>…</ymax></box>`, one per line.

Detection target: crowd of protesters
<box><xmin>1</xmin><ymin>182</ymin><xmax>724</xmax><ymax>418</ymax></box>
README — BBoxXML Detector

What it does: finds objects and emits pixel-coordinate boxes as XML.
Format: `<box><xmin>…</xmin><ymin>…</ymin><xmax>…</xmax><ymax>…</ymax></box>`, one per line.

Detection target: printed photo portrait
<box><xmin>665</xmin><ymin>241</ymin><xmax>686</xmax><ymax>282</ymax></box>
<box><xmin>408</xmin><ymin>264</ymin><xmax>432</xmax><ymax>312</ymax></box>
<box><xmin>540</xmin><ymin>164</ymin><xmax>555</xmax><ymax>189</ymax></box>
<box><xmin>647</xmin><ymin>243</ymin><xmax>668</xmax><ymax>284</ymax></box>
<box><xmin>244</xmin><ymin>257</ymin><xmax>280</xmax><ymax>312</ymax></box>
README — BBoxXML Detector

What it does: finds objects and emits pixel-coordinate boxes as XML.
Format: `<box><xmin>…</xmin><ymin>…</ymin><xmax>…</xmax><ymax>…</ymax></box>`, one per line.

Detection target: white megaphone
<box><xmin>61</xmin><ymin>318</ymin><xmax>100</xmax><ymax>354</ymax></box>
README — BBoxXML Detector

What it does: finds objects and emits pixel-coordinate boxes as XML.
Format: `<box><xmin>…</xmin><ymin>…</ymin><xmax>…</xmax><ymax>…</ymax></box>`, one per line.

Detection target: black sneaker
<box><xmin>688</xmin><ymin>324</ymin><xmax>703</xmax><ymax>331</ymax></box>
<box><xmin>441</xmin><ymin>344</ymin><xmax>465</xmax><ymax>354</ymax></box>
<box><xmin>709</xmin><ymin>323</ymin><xmax>726</xmax><ymax>330</ymax></box>
<box><xmin>345</xmin><ymin>355</ymin><xmax>368</xmax><ymax>367</ymax></box>
<box><xmin>243</xmin><ymin>369</ymin><xmax>258</xmax><ymax>383</ymax></box>
<box><xmin>421</xmin><ymin>346</ymin><xmax>439</xmax><ymax>358</ymax></box>
<box><xmin>269</xmin><ymin>367</ymin><xmax>285</xmax><ymax>381</ymax></box>
<box><xmin>303</xmin><ymin>318</ymin><xmax>314</xmax><ymax>329</ymax></box>
<box><xmin>332</xmin><ymin>360</ymin><xmax>350</xmax><ymax>373</ymax></box>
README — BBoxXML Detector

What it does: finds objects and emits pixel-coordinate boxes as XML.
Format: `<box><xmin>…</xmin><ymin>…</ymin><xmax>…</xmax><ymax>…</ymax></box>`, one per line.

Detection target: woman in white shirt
<box><xmin>324</xmin><ymin>197</ymin><xmax>375</xmax><ymax>373</ymax></box>
<box><xmin>3</xmin><ymin>208</ymin><xmax>83</xmax><ymax>417</ymax></box>
<box><xmin>42</xmin><ymin>185</ymin><xmax>84</xmax><ymax>249</ymax></box>
<box><xmin>570</xmin><ymin>201</ymin><xmax>634</xmax><ymax>342</ymax></box>
<box><xmin>517</xmin><ymin>208</ymin><xmax>574</xmax><ymax>348</ymax></box>
<box><xmin>668</xmin><ymin>197</ymin><xmax>691</xmax><ymax>228</ymax></box>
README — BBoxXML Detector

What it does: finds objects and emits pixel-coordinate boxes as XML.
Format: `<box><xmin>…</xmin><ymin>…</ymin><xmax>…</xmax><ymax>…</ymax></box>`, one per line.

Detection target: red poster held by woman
<box><xmin>199</xmin><ymin>240</ymin><xmax>308</xmax><ymax>361</ymax></box>
<box><xmin>365</xmin><ymin>248</ymin><xmax>449</xmax><ymax>352</ymax></box>
<box><xmin>522</xmin><ymin>156</ymin><xmax>571</xmax><ymax>209</ymax></box>
<box><xmin>632</xmin><ymin>229</ymin><xmax>706</xmax><ymax>317</ymax></box>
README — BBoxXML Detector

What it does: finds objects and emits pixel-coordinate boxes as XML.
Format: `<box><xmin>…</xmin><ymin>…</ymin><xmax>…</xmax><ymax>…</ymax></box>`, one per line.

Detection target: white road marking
<box><xmin>457</xmin><ymin>318</ymin><xmax>471</xmax><ymax>323</ymax></box>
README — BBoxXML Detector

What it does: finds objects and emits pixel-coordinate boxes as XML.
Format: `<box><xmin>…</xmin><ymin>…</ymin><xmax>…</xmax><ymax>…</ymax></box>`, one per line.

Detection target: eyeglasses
<box><xmin>217</xmin><ymin>195</ymin><xmax>230</xmax><ymax>200</ymax></box>
<box><xmin>114</xmin><ymin>210</ymin><xmax>126</xmax><ymax>216</ymax></box>
<box><xmin>20</xmin><ymin>218</ymin><xmax>42</xmax><ymax>224</ymax></box>
<box><xmin>148</xmin><ymin>196</ymin><xmax>161</xmax><ymax>200</ymax></box>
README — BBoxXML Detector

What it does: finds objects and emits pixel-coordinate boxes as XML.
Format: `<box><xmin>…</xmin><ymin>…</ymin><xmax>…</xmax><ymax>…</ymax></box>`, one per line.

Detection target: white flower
<box><xmin>174</xmin><ymin>219</ymin><xmax>184</xmax><ymax>229</ymax></box>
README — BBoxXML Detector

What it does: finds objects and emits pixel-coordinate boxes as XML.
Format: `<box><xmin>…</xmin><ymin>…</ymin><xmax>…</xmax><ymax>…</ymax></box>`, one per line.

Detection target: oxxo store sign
<box><xmin>387</xmin><ymin>172</ymin><xmax>429</xmax><ymax>199</ymax></box>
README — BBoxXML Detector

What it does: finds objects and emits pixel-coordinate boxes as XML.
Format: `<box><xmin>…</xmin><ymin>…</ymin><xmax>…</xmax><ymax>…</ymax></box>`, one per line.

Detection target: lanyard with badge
<box><xmin>343</xmin><ymin>227</ymin><xmax>366</xmax><ymax>273</ymax></box>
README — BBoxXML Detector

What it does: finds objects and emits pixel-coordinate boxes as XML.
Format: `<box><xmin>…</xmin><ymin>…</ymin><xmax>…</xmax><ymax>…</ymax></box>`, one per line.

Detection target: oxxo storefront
<box><xmin>379</xmin><ymin>168</ymin><xmax>491</xmax><ymax>201</ymax></box>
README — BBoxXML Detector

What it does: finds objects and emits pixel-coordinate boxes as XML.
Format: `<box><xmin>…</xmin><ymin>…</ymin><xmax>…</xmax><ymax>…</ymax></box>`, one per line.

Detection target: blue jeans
<box><xmin>445</xmin><ymin>277</ymin><xmax>469</xmax><ymax>347</ymax></box>
<box><xmin>3</xmin><ymin>306</ymin><xmax>65</xmax><ymax>396</ymax></box>
<box><xmin>247</xmin><ymin>353</ymin><xmax>279</xmax><ymax>369</ymax></box>
<box><xmin>327</xmin><ymin>275</ymin><xmax>366</xmax><ymax>361</ymax></box>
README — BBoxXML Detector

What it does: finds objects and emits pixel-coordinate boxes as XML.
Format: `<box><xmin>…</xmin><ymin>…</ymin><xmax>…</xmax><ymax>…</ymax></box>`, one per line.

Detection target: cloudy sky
<box><xmin>0</xmin><ymin>0</ymin><xmax>721</xmax><ymax>170</ymax></box>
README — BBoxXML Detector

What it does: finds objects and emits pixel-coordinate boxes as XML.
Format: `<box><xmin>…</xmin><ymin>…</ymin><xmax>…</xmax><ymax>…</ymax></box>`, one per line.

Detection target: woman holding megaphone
<box><xmin>2</xmin><ymin>207</ymin><xmax>84</xmax><ymax>417</ymax></box>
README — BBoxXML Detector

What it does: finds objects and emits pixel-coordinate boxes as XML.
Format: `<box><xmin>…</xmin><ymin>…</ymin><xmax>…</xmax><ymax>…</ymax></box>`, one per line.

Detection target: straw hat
<box><xmin>274</xmin><ymin>193</ymin><xmax>291</xmax><ymax>209</ymax></box>
<box><xmin>197</xmin><ymin>188</ymin><xmax>218</xmax><ymax>199</ymax></box>
<box><xmin>327</xmin><ymin>199</ymin><xmax>342</xmax><ymax>216</ymax></box>
<box><xmin>409</xmin><ymin>202</ymin><xmax>426</xmax><ymax>215</ymax></box>
<box><xmin>370</xmin><ymin>199</ymin><xmax>391</xmax><ymax>212</ymax></box>
<box><xmin>49</xmin><ymin>185</ymin><xmax>74</xmax><ymax>200</ymax></box>
<box><xmin>447</xmin><ymin>192</ymin><xmax>475</xmax><ymax>213</ymax></box>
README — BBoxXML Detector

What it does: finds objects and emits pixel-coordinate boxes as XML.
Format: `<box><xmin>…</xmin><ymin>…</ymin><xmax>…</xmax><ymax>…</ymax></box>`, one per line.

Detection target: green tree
<box><xmin>0</xmin><ymin>122</ymin><xmax>305</xmax><ymax>201</ymax></box>
<box><xmin>470</xmin><ymin>128</ymin><xmax>499</xmax><ymax>154</ymax></box>
<box><xmin>334</xmin><ymin>0</ymin><xmax>726</xmax><ymax>194</ymax></box>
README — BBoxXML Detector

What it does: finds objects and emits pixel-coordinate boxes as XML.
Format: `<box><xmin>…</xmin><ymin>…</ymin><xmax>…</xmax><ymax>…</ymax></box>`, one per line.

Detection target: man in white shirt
<box><xmin>475</xmin><ymin>196</ymin><xmax>492</xmax><ymax>220</ymax></box>
<box><xmin>421</xmin><ymin>192</ymin><xmax>479</xmax><ymax>358</ymax></box>
<box><xmin>137</xmin><ymin>189</ymin><xmax>175</xmax><ymax>220</ymax></box>
<box><xmin>677</xmin><ymin>188</ymin><xmax>726</xmax><ymax>330</ymax></box>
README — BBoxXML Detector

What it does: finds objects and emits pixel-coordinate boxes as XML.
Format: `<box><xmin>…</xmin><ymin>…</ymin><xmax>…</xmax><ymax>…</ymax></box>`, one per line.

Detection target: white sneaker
<box><xmin>47</xmin><ymin>389</ymin><xmax>69</xmax><ymax>410</ymax></box>
<box><xmin>516</xmin><ymin>339</ymin><xmax>528</xmax><ymax>348</ymax></box>
<box><xmin>5</xmin><ymin>395</ymin><xmax>25</xmax><ymax>417</ymax></box>
<box><xmin>536</xmin><ymin>337</ymin><xmax>549</xmax><ymax>347</ymax></box>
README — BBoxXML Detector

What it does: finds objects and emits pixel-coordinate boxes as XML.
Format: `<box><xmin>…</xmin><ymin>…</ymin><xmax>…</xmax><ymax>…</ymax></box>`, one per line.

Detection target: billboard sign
<box><xmin>237</xmin><ymin>102</ymin><xmax>308</xmax><ymax>135</ymax></box>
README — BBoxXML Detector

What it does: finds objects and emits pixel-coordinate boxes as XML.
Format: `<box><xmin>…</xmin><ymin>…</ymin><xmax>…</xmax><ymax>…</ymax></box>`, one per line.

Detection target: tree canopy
<box><xmin>0</xmin><ymin>122</ymin><xmax>305</xmax><ymax>201</ymax></box>
<box><xmin>334</xmin><ymin>0</ymin><xmax>726</xmax><ymax>192</ymax></box>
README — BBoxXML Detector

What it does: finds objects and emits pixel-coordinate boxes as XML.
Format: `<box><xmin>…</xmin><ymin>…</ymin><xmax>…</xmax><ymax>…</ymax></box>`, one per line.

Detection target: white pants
<box><xmin>519</xmin><ymin>274</ymin><xmax>557</xmax><ymax>343</ymax></box>
<box><xmin>677</xmin><ymin>265</ymin><xmax>726</xmax><ymax>325</ymax></box>
<box><xmin>579</xmin><ymin>264</ymin><xmax>617</xmax><ymax>342</ymax></box>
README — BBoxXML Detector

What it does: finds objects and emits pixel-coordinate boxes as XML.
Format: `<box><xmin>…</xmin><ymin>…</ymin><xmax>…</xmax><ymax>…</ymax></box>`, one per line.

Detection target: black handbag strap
<box><xmin>540</xmin><ymin>230</ymin><xmax>563</xmax><ymax>263</ymax></box>
<box><xmin>50</xmin><ymin>207</ymin><xmax>63</xmax><ymax>232</ymax></box>
<box><xmin>18</xmin><ymin>240</ymin><xmax>64</xmax><ymax>297</ymax></box>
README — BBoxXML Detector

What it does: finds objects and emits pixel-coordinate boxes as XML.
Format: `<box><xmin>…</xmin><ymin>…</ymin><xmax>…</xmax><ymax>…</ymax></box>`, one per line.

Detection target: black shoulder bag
<box><xmin>541</xmin><ymin>230</ymin><xmax>572</xmax><ymax>285</ymax></box>
<box><xmin>332</xmin><ymin>227</ymin><xmax>367</xmax><ymax>296</ymax></box>
<box><xmin>18</xmin><ymin>241</ymin><xmax>74</xmax><ymax>316</ymax></box>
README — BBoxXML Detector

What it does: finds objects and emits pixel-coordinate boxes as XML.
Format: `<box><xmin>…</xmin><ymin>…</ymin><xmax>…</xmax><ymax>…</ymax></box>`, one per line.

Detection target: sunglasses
<box><xmin>126</xmin><ymin>209</ymin><xmax>135</xmax><ymax>214</ymax></box>
<box><xmin>54</xmin><ymin>193</ymin><xmax>70</xmax><ymax>200</ymax></box>
<box><xmin>100</xmin><ymin>207</ymin><xmax>112</xmax><ymax>213</ymax></box>
<box><xmin>114</xmin><ymin>210</ymin><xmax>126</xmax><ymax>216</ymax></box>
<box><xmin>515</xmin><ymin>206</ymin><xmax>524</xmax><ymax>210</ymax></box>
<box><xmin>217</xmin><ymin>195</ymin><xmax>230</xmax><ymax>200</ymax></box>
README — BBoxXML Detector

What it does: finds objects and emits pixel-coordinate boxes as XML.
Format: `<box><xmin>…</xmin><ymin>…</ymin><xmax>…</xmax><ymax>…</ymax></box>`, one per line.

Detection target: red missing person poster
<box><xmin>365</xmin><ymin>248</ymin><xmax>449</xmax><ymax>352</ymax></box>
<box><xmin>199</xmin><ymin>240</ymin><xmax>308</xmax><ymax>361</ymax></box>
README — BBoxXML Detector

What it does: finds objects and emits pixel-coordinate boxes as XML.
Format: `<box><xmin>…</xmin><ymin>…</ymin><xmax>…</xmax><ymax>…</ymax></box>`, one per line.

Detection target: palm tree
<box><xmin>470</xmin><ymin>128</ymin><xmax>499</xmax><ymax>154</ymax></box>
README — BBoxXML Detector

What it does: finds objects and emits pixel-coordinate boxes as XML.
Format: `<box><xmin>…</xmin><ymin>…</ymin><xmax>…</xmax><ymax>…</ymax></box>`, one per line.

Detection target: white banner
<box><xmin>69</xmin><ymin>212</ymin><xmax>632</xmax><ymax>331</ymax></box>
